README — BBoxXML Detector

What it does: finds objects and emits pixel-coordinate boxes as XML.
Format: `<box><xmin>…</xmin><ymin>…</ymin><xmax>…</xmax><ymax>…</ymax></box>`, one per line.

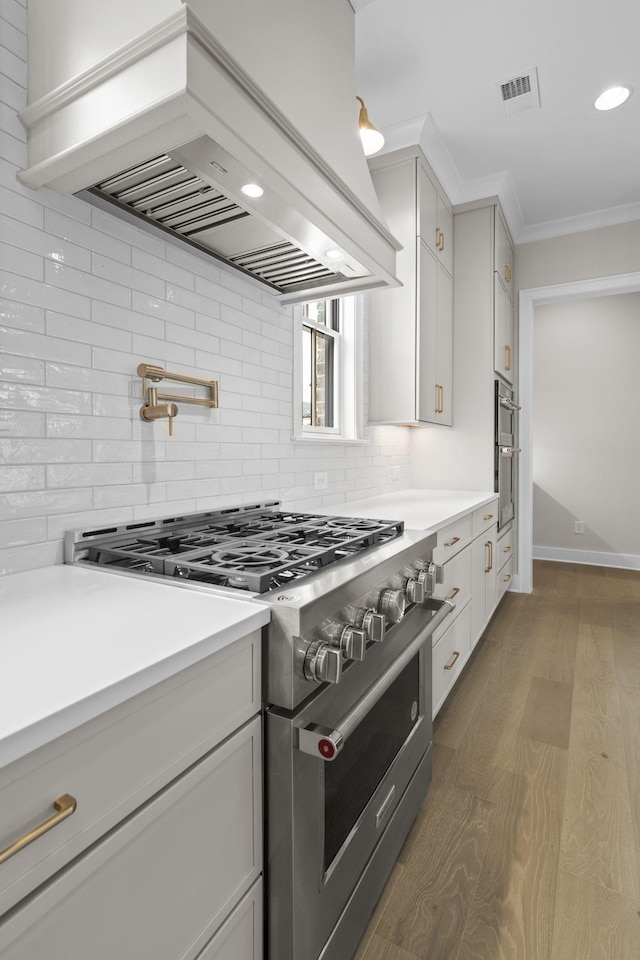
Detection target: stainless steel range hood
<box><xmin>19</xmin><ymin>0</ymin><xmax>400</xmax><ymax>303</ymax></box>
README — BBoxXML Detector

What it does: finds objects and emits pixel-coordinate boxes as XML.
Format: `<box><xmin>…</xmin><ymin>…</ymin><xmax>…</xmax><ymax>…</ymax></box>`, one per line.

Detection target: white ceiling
<box><xmin>353</xmin><ymin>0</ymin><xmax>640</xmax><ymax>243</ymax></box>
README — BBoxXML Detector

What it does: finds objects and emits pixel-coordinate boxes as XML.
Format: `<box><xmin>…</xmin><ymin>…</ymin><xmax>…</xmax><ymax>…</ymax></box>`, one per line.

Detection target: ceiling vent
<box><xmin>496</xmin><ymin>68</ymin><xmax>541</xmax><ymax>117</ymax></box>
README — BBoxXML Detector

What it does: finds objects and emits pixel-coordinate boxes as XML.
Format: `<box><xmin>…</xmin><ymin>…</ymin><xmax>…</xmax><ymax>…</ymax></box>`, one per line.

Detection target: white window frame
<box><xmin>293</xmin><ymin>295</ymin><xmax>366</xmax><ymax>443</ymax></box>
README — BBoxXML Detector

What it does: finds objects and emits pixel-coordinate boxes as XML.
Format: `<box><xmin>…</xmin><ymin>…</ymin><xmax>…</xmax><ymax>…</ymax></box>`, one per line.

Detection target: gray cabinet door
<box><xmin>0</xmin><ymin>718</ymin><xmax>262</xmax><ymax>960</ymax></box>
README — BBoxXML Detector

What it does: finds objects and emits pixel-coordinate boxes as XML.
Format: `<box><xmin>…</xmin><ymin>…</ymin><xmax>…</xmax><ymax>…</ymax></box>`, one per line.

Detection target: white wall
<box><xmin>0</xmin><ymin>0</ymin><xmax>410</xmax><ymax>576</ymax></box>
<box><xmin>532</xmin><ymin>293</ymin><xmax>640</xmax><ymax>566</ymax></box>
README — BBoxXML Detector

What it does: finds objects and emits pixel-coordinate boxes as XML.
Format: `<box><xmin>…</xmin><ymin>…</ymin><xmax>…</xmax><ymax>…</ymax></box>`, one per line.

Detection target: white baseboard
<box><xmin>533</xmin><ymin>546</ymin><xmax>640</xmax><ymax>571</ymax></box>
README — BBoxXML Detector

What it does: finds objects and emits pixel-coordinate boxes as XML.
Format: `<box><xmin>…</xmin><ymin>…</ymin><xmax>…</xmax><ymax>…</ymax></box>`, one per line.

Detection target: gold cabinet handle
<box><xmin>435</xmin><ymin>227</ymin><xmax>441</xmax><ymax>249</ymax></box>
<box><xmin>485</xmin><ymin>540</ymin><xmax>493</xmax><ymax>573</ymax></box>
<box><xmin>435</xmin><ymin>383</ymin><xmax>444</xmax><ymax>414</ymax></box>
<box><xmin>444</xmin><ymin>536</ymin><xmax>460</xmax><ymax>548</ymax></box>
<box><xmin>505</xmin><ymin>263</ymin><xmax>512</xmax><ymax>284</ymax></box>
<box><xmin>439</xmin><ymin>230</ymin><xmax>445</xmax><ymax>252</ymax></box>
<box><xmin>444</xmin><ymin>650</ymin><xmax>460</xmax><ymax>670</ymax></box>
<box><xmin>503</xmin><ymin>574</ymin><xmax>512</xmax><ymax>584</ymax></box>
<box><xmin>445</xmin><ymin>587</ymin><xmax>460</xmax><ymax>600</ymax></box>
<box><xmin>505</xmin><ymin>344</ymin><xmax>512</xmax><ymax>371</ymax></box>
<box><xmin>0</xmin><ymin>795</ymin><xmax>77</xmax><ymax>865</ymax></box>
<box><xmin>483</xmin><ymin>514</ymin><xmax>494</xmax><ymax>521</ymax></box>
<box><xmin>503</xmin><ymin>544</ymin><xmax>512</xmax><ymax>553</ymax></box>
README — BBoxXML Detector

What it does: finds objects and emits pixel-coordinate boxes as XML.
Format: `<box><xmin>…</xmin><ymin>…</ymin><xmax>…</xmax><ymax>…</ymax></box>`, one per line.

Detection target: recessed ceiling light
<box><xmin>241</xmin><ymin>183</ymin><xmax>264</xmax><ymax>198</ymax></box>
<box><xmin>594</xmin><ymin>86</ymin><xmax>631</xmax><ymax>111</ymax></box>
<box><xmin>325</xmin><ymin>248</ymin><xmax>344</xmax><ymax>261</ymax></box>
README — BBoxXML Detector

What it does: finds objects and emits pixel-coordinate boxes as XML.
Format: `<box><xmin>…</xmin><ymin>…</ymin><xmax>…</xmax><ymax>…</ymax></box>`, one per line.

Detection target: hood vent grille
<box><xmin>89</xmin><ymin>154</ymin><xmax>343</xmax><ymax>294</ymax></box>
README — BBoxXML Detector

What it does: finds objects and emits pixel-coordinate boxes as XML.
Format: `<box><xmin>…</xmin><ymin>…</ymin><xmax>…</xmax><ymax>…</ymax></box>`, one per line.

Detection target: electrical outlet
<box><xmin>574</xmin><ymin>520</ymin><xmax>584</xmax><ymax>534</ymax></box>
<box><xmin>392</xmin><ymin>465</ymin><xmax>401</xmax><ymax>481</ymax></box>
<box><xmin>314</xmin><ymin>471</ymin><xmax>328</xmax><ymax>490</ymax></box>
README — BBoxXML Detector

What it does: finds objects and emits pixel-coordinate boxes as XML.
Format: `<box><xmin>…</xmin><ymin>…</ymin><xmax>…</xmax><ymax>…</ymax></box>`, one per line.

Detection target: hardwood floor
<box><xmin>354</xmin><ymin>561</ymin><xmax>640</xmax><ymax>960</ymax></box>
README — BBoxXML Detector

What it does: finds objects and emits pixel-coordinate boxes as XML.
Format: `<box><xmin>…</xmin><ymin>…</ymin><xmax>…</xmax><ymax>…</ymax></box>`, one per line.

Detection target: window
<box><xmin>294</xmin><ymin>296</ymin><xmax>364</xmax><ymax>442</ymax></box>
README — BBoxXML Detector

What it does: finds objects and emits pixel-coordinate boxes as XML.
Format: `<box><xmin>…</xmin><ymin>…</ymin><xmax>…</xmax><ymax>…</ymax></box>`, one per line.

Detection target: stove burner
<box><xmin>78</xmin><ymin>506</ymin><xmax>405</xmax><ymax>594</ymax></box>
<box><xmin>209</xmin><ymin>544</ymin><xmax>292</xmax><ymax>570</ymax></box>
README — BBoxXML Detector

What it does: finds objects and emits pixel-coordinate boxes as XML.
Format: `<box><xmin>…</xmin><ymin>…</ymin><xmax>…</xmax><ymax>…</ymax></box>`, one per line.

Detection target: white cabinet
<box><xmin>0</xmin><ymin>632</ymin><xmax>263</xmax><ymax>960</ymax></box>
<box><xmin>368</xmin><ymin>147</ymin><xmax>453</xmax><ymax>426</ymax></box>
<box><xmin>494</xmin><ymin>272</ymin><xmax>515</xmax><ymax>381</ymax></box>
<box><xmin>471</xmin><ymin>522</ymin><xmax>498</xmax><ymax>648</ymax></box>
<box><xmin>494</xmin><ymin>207</ymin><xmax>514</xmax><ymax>297</ymax></box>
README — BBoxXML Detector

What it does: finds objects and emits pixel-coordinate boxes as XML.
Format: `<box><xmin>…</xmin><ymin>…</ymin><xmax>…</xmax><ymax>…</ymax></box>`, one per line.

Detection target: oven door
<box><xmin>266</xmin><ymin>602</ymin><xmax>447</xmax><ymax>960</ymax></box>
<box><xmin>498</xmin><ymin>445</ymin><xmax>518</xmax><ymax>527</ymax></box>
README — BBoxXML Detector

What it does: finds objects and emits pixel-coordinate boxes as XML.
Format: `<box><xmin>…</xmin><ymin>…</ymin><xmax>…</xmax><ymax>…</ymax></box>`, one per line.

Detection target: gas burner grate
<box><xmin>75</xmin><ymin>505</ymin><xmax>405</xmax><ymax>593</ymax></box>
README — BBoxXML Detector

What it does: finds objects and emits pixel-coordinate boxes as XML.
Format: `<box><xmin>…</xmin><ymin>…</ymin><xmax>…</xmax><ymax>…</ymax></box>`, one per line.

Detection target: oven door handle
<box><xmin>499</xmin><ymin>396</ymin><xmax>521</xmax><ymax>411</ymax></box>
<box><xmin>296</xmin><ymin>598</ymin><xmax>456</xmax><ymax>761</ymax></box>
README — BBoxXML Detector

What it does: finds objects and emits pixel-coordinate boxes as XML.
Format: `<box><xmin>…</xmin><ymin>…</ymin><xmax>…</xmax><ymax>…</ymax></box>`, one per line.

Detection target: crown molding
<box><xmin>515</xmin><ymin>200</ymin><xmax>640</xmax><ymax>244</ymax></box>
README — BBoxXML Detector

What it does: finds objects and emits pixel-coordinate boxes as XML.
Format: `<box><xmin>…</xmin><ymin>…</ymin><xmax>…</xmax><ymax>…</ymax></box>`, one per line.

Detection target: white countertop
<box><xmin>0</xmin><ymin>565</ymin><xmax>269</xmax><ymax>771</ymax></box>
<box><xmin>310</xmin><ymin>489</ymin><xmax>497</xmax><ymax>532</ymax></box>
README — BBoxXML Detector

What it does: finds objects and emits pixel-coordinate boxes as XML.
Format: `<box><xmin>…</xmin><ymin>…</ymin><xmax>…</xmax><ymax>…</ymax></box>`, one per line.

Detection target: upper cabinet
<box><xmin>493</xmin><ymin>208</ymin><xmax>515</xmax><ymax>383</ymax></box>
<box><xmin>367</xmin><ymin>148</ymin><xmax>453</xmax><ymax>426</ymax></box>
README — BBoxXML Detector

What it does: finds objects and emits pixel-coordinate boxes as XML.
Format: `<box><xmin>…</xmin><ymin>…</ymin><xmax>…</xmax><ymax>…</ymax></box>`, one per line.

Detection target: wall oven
<box><xmin>495</xmin><ymin>377</ymin><xmax>520</xmax><ymax>529</ymax></box>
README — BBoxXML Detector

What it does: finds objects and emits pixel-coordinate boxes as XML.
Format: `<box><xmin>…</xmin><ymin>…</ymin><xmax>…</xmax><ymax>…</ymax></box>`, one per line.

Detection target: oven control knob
<box><xmin>416</xmin><ymin>562</ymin><xmax>443</xmax><ymax>595</ymax></box>
<box><xmin>403</xmin><ymin>577</ymin><xmax>426</xmax><ymax>605</ymax></box>
<box><xmin>354</xmin><ymin>608</ymin><xmax>386</xmax><ymax>643</ymax></box>
<box><xmin>303</xmin><ymin>641</ymin><xmax>342</xmax><ymax>684</ymax></box>
<box><xmin>378</xmin><ymin>589</ymin><xmax>406</xmax><ymax>625</ymax></box>
<box><xmin>330</xmin><ymin>626</ymin><xmax>366</xmax><ymax>662</ymax></box>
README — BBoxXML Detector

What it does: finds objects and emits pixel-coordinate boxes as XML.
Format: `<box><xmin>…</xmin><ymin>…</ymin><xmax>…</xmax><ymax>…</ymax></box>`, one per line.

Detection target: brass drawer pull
<box><xmin>485</xmin><ymin>540</ymin><xmax>493</xmax><ymax>573</ymax></box>
<box><xmin>503</xmin><ymin>574</ymin><xmax>512</xmax><ymax>584</ymax></box>
<box><xmin>483</xmin><ymin>514</ymin><xmax>494</xmax><ymax>521</ymax></box>
<box><xmin>444</xmin><ymin>650</ymin><xmax>460</xmax><ymax>671</ymax></box>
<box><xmin>445</xmin><ymin>587</ymin><xmax>460</xmax><ymax>600</ymax></box>
<box><xmin>503</xmin><ymin>545</ymin><xmax>512</xmax><ymax>553</ymax></box>
<box><xmin>505</xmin><ymin>263</ymin><xmax>512</xmax><ymax>284</ymax></box>
<box><xmin>444</xmin><ymin>536</ymin><xmax>460</xmax><ymax>548</ymax></box>
<box><xmin>0</xmin><ymin>795</ymin><xmax>77</xmax><ymax>865</ymax></box>
<box><xmin>505</xmin><ymin>344</ymin><xmax>512</xmax><ymax>371</ymax></box>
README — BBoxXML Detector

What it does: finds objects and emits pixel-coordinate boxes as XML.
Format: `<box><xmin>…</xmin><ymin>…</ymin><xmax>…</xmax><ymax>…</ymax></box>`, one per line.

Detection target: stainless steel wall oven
<box><xmin>495</xmin><ymin>377</ymin><xmax>520</xmax><ymax>529</ymax></box>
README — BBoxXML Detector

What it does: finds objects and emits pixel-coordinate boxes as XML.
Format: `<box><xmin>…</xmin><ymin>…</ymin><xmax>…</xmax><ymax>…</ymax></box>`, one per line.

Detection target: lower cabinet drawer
<box><xmin>0</xmin><ymin>717</ymin><xmax>262</xmax><ymax>960</ymax></box>
<box><xmin>497</xmin><ymin>528</ymin><xmax>514</xmax><ymax>572</ymax></box>
<box><xmin>497</xmin><ymin>556</ymin><xmax>514</xmax><ymax>599</ymax></box>
<box><xmin>433</xmin><ymin>515</ymin><xmax>472</xmax><ymax>564</ymax></box>
<box><xmin>196</xmin><ymin>879</ymin><xmax>262</xmax><ymax>960</ymax></box>
<box><xmin>0</xmin><ymin>632</ymin><xmax>260</xmax><ymax>914</ymax></box>
<box><xmin>432</xmin><ymin>547</ymin><xmax>471</xmax><ymax>644</ymax></box>
<box><xmin>472</xmin><ymin>501</ymin><xmax>499</xmax><ymax>538</ymax></box>
<box><xmin>432</xmin><ymin>602</ymin><xmax>471</xmax><ymax>719</ymax></box>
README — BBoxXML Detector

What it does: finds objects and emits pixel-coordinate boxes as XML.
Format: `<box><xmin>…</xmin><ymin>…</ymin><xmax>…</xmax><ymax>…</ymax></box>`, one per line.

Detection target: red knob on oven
<box><xmin>318</xmin><ymin>738</ymin><xmax>336</xmax><ymax>759</ymax></box>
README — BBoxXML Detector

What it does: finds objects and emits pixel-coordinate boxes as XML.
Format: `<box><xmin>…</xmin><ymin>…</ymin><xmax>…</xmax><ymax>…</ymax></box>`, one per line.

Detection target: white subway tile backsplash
<box><xmin>46</xmin><ymin>362</ymin><xmax>131</xmax><ymax>397</ymax></box>
<box><xmin>2</xmin><ymin>215</ymin><xmax>91</xmax><ymax>271</ymax></box>
<box><xmin>0</xmin><ymin>540</ymin><xmax>62</xmax><ymax>575</ymax></box>
<box><xmin>0</xmin><ymin>487</ymin><xmax>93</xmax><ymax>520</ymax></box>
<box><xmin>0</xmin><ymin>464</ymin><xmax>44</xmax><ymax>491</ymax></box>
<box><xmin>45</xmin><ymin>208</ymin><xmax>131</xmax><ymax>265</ymax></box>
<box><xmin>46</xmin><ymin>414</ymin><xmax>131</xmax><ymax>440</ymax></box>
<box><xmin>46</xmin><ymin>462</ymin><xmax>132</xmax><ymax>488</ymax></box>
<box><xmin>0</xmin><ymin>381</ymin><xmax>92</xmax><ymax>414</ymax></box>
<box><xmin>1</xmin><ymin>270</ymin><xmax>91</xmax><ymax>318</ymax></box>
<box><xmin>92</xmin><ymin>253</ymin><xmax>164</xmax><ymax>298</ymax></box>
<box><xmin>132</xmin><ymin>291</ymin><xmax>194</xmax><ymax>329</ymax></box>
<box><xmin>1</xmin><ymin>0</ymin><xmax>27</xmax><ymax>34</ymax></box>
<box><xmin>1</xmin><ymin>324</ymin><xmax>92</xmax><ymax>366</ymax></box>
<box><xmin>0</xmin><ymin>16</ymin><xmax>410</xmax><ymax>575</ymax></box>
<box><xmin>0</xmin><ymin>516</ymin><xmax>47</xmax><ymax>549</ymax></box>
<box><xmin>0</xmin><ymin>438</ymin><xmax>91</xmax><ymax>463</ymax></box>
<box><xmin>45</xmin><ymin>260</ymin><xmax>131</xmax><ymax>308</ymax></box>
<box><xmin>1</xmin><ymin>354</ymin><xmax>44</xmax><ymax>383</ymax></box>
<box><xmin>0</xmin><ymin>409</ymin><xmax>45</xmax><ymax>436</ymax></box>
<box><xmin>0</xmin><ymin>297</ymin><xmax>45</xmax><ymax>332</ymax></box>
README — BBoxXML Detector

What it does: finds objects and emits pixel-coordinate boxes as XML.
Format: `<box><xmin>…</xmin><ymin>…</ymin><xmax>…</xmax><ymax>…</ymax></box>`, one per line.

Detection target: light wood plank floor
<box><xmin>354</xmin><ymin>561</ymin><xmax>640</xmax><ymax>960</ymax></box>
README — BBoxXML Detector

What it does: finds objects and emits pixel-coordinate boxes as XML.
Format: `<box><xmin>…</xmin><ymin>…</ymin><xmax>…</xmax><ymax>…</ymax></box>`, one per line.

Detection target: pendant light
<box><xmin>356</xmin><ymin>96</ymin><xmax>385</xmax><ymax>156</ymax></box>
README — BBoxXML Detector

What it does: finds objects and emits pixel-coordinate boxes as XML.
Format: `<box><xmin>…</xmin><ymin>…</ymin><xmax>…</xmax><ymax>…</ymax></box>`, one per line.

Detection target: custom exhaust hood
<box><xmin>19</xmin><ymin>0</ymin><xmax>400</xmax><ymax>303</ymax></box>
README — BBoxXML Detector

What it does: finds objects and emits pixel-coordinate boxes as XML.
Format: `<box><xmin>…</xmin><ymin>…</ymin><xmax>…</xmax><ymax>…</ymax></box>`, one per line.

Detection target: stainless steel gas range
<box><xmin>66</xmin><ymin>502</ymin><xmax>454</xmax><ymax>960</ymax></box>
